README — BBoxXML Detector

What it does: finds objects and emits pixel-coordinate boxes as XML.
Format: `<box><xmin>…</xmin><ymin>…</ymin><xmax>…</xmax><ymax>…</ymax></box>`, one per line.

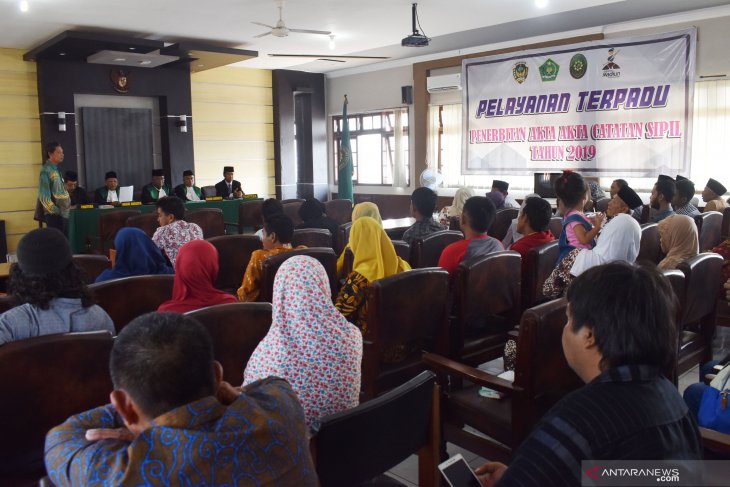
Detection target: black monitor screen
<box><xmin>534</xmin><ymin>172</ymin><xmax>561</xmax><ymax>198</ymax></box>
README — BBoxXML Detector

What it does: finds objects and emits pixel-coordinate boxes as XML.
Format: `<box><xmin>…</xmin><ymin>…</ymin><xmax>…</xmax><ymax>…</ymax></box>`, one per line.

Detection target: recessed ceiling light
<box><xmin>129</xmin><ymin>47</ymin><xmax>136</xmax><ymax>51</ymax></box>
<box><xmin>114</xmin><ymin>58</ymin><xmax>126</xmax><ymax>62</ymax></box>
<box><xmin>139</xmin><ymin>60</ymin><xmax>152</xmax><ymax>65</ymax></box>
<box><xmin>535</xmin><ymin>0</ymin><xmax>548</xmax><ymax>7</ymax></box>
<box><xmin>329</xmin><ymin>35</ymin><xmax>336</xmax><ymax>50</ymax></box>
<box><xmin>59</xmin><ymin>52</ymin><xmax>66</xmax><ymax>56</ymax></box>
<box><xmin>19</xmin><ymin>1</ymin><xmax>29</xmax><ymax>13</ymax></box>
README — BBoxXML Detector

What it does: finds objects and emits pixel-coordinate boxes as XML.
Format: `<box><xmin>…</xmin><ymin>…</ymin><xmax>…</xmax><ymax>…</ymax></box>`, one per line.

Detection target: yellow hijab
<box><xmin>349</xmin><ymin>217</ymin><xmax>410</xmax><ymax>282</ymax></box>
<box><xmin>351</xmin><ymin>202</ymin><xmax>382</xmax><ymax>225</ymax></box>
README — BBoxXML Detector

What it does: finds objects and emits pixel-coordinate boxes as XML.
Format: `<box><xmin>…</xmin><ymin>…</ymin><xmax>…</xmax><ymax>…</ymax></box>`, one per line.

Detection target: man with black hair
<box><xmin>509</xmin><ymin>197</ymin><xmax>555</xmax><ymax>260</ymax></box>
<box><xmin>650</xmin><ymin>178</ymin><xmax>676</xmax><ymax>223</ymax></box>
<box><xmin>702</xmin><ymin>177</ymin><xmax>729</xmax><ymax>212</ymax></box>
<box><xmin>0</xmin><ymin>228</ymin><xmax>113</xmax><ymax>345</ymax></box>
<box><xmin>64</xmin><ymin>170</ymin><xmax>91</xmax><ymax>207</ymax></box>
<box><xmin>94</xmin><ymin>171</ymin><xmax>121</xmax><ymax>205</ymax></box>
<box><xmin>151</xmin><ymin>196</ymin><xmax>203</xmax><ymax>266</ymax></box>
<box><xmin>402</xmin><ymin>187</ymin><xmax>446</xmax><ymax>245</ymax></box>
<box><xmin>141</xmin><ymin>169</ymin><xmax>171</xmax><ymax>204</ymax></box>
<box><xmin>673</xmin><ymin>178</ymin><xmax>701</xmax><ymax>217</ymax></box>
<box><xmin>238</xmin><ymin>214</ymin><xmax>302</xmax><ymax>301</ymax></box>
<box><xmin>438</xmin><ymin>196</ymin><xmax>503</xmax><ymax>275</ymax></box>
<box><xmin>45</xmin><ymin>312</ymin><xmax>317</xmax><ymax>486</ymax></box>
<box><xmin>491</xmin><ymin>179</ymin><xmax>519</xmax><ymax>208</ymax></box>
<box><xmin>297</xmin><ymin>197</ymin><xmax>339</xmax><ymax>239</ymax></box>
<box><xmin>215</xmin><ymin>166</ymin><xmax>243</xmax><ymax>199</ymax></box>
<box><xmin>38</xmin><ymin>141</ymin><xmax>70</xmax><ymax>234</ymax></box>
<box><xmin>174</xmin><ymin>169</ymin><xmax>203</xmax><ymax>201</ymax></box>
<box><xmin>475</xmin><ymin>263</ymin><xmax>701</xmax><ymax>487</ymax></box>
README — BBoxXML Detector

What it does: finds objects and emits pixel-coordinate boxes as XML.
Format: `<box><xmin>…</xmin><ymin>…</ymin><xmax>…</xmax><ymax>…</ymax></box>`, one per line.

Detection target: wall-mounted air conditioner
<box><xmin>426</xmin><ymin>73</ymin><xmax>462</xmax><ymax>93</ymax></box>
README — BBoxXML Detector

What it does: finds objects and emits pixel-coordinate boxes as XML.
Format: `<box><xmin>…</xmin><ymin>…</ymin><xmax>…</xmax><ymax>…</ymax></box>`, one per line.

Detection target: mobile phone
<box><xmin>438</xmin><ymin>453</ymin><xmax>482</xmax><ymax>487</ymax></box>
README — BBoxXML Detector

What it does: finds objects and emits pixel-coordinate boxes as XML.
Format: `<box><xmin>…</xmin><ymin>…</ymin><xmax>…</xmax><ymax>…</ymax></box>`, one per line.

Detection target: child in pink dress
<box><xmin>555</xmin><ymin>171</ymin><xmax>604</xmax><ymax>263</ymax></box>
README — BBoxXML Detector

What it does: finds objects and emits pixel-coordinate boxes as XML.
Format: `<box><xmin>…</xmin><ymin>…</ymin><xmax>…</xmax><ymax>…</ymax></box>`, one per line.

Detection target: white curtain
<box><xmin>440</xmin><ymin>104</ymin><xmax>463</xmax><ymax>187</ymax></box>
<box><xmin>392</xmin><ymin>109</ymin><xmax>408</xmax><ymax>188</ymax></box>
<box><xmin>691</xmin><ymin>80</ymin><xmax>730</xmax><ymax>189</ymax></box>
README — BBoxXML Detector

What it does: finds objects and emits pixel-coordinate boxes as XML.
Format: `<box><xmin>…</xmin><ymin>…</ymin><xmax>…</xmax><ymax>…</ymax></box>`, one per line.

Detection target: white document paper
<box><xmin>119</xmin><ymin>185</ymin><xmax>134</xmax><ymax>203</ymax></box>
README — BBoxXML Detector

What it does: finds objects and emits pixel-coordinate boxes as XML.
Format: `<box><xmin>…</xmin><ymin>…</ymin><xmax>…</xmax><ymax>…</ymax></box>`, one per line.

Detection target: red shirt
<box><xmin>438</xmin><ymin>234</ymin><xmax>504</xmax><ymax>275</ymax></box>
<box><xmin>509</xmin><ymin>231</ymin><xmax>556</xmax><ymax>260</ymax></box>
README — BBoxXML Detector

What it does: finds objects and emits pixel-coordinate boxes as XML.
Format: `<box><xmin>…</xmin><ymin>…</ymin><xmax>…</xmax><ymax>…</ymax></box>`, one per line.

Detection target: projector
<box><xmin>401</xmin><ymin>33</ymin><xmax>430</xmax><ymax>47</ymax></box>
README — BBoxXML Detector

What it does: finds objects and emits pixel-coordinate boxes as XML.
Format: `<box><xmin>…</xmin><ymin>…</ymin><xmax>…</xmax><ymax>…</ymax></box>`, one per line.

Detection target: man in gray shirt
<box><xmin>0</xmin><ymin>228</ymin><xmax>114</xmax><ymax>345</ymax></box>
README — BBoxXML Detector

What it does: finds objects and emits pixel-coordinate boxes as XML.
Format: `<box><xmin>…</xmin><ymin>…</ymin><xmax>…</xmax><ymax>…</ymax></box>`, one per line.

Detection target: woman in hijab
<box><xmin>486</xmin><ymin>190</ymin><xmax>506</xmax><ymax>210</ymax></box>
<box><xmin>158</xmin><ymin>240</ymin><xmax>237</xmax><ymax>313</ymax></box>
<box><xmin>336</xmin><ymin>202</ymin><xmax>384</xmax><ymax>276</ymax></box>
<box><xmin>657</xmin><ymin>214</ymin><xmax>699</xmax><ymax>270</ymax></box>
<box><xmin>335</xmin><ymin>216</ymin><xmax>410</xmax><ymax>335</ymax></box>
<box><xmin>243</xmin><ymin>256</ymin><xmax>362</xmax><ymax>429</ymax></box>
<box><xmin>542</xmin><ymin>213</ymin><xmax>641</xmax><ymax>298</ymax></box>
<box><xmin>95</xmin><ymin>227</ymin><xmax>173</xmax><ymax>283</ymax></box>
<box><xmin>438</xmin><ymin>187</ymin><xmax>474</xmax><ymax>226</ymax></box>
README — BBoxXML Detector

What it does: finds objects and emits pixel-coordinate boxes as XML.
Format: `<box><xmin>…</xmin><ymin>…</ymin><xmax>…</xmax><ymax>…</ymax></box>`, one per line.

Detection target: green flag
<box><xmin>337</xmin><ymin>95</ymin><xmax>353</xmax><ymax>202</ymax></box>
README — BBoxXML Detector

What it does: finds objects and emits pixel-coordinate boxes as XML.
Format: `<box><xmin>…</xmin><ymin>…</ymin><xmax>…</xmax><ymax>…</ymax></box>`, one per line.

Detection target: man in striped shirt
<box><xmin>475</xmin><ymin>262</ymin><xmax>701</xmax><ymax>486</ymax></box>
<box><xmin>673</xmin><ymin>178</ymin><xmax>701</xmax><ymax>218</ymax></box>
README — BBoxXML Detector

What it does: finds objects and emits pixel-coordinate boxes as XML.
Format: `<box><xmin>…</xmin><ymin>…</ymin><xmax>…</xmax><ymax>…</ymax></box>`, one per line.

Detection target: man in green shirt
<box><xmin>174</xmin><ymin>169</ymin><xmax>204</xmax><ymax>201</ymax></box>
<box><xmin>141</xmin><ymin>169</ymin><xmax>171</xmax><ymax>204</ymax></box>
<box><xmin>38</xmin><ymin>141</ymin><xmax>70</xmax><ymax>235</ymax></box>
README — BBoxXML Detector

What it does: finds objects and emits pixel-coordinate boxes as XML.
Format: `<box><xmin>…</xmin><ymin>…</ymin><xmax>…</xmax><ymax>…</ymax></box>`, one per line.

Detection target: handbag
<box><xmin>697</xmin><ymin>364</ymin><xmax>730</xmax><ymax>434</ymax></box>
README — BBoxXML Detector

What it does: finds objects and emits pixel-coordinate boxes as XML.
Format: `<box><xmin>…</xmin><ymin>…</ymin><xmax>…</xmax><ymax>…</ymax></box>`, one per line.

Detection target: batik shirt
<box><xmin>674</xmin><ymin>203</ymin><xmax>701</xmax><ymax>218</ymax></box>
<box><xmin>45</xmin><ymin>378</ymin><xmax>319</xmax><ymax>487</ymax></box>
<box><xmin>151</xmin><ymin>220</ymin><xmax>204</xmax><ymax>267</ymax></box>
<box><xmin>39</xmin><ymin>161</ymin><xmax>70</xmax><ymax>217</ymax></box>
<box><xmin>401</xmin><ymin>218</ymin><xmax>446</xmax><ymax>245</ymax></box>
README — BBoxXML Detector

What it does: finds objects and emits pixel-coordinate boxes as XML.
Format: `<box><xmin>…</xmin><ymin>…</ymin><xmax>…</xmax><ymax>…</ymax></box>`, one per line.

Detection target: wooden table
<box><xmin>0</xmin><ymin>263</ymin><xmax>10</xmax><ymax>278</ymax></box>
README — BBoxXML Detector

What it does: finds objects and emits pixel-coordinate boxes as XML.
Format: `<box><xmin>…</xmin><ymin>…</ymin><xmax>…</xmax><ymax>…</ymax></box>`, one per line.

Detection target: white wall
<box><xmin>326</xmin><ymin>11</ymin><xmax>730</xmax><ymax>197</ymax></box>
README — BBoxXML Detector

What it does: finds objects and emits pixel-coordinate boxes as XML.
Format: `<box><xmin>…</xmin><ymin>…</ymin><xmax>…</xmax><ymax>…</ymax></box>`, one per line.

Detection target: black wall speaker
<box><xmin>401</xmin><ymin>85</ymin><xmax>413</xmax><ymax>105</ymax></box>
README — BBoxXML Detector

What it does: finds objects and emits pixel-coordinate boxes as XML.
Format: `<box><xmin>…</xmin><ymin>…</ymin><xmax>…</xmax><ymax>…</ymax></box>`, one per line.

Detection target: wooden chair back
<box><xmin>335</xmin><ymin>222</ymin><xmax>352</xmax><ymax>256</ymax></box>
<box><xmin>312</xmin><ymin>371</ymin><xmax>439</xmax><ymax>487</ymax></box>
<box><xmin>283</xmin><ymin>200</ymin><xmax>305</xmax><ymax>226</ymax></box>
<box><xmin>0</xmin><ymin>332</ymin><xmax>113</xmax><ymax>482</ymax></box>
<box><xmin>72</xmin><ymin>254</ymin><xmax>111</xmax><ymax>285</ymax></box>
<box><xmin>185</xmin><ymin>302</ymin><xmax>272</xmax><ymax>384</ymax></box>
<box><xmin>412</xmin><ymin>230</ymin><xmax>463</xmax><ymax>268</ymax></box>
<box><xmin>125</xmin><ymin>212</ymin><xmax>159</xmax><ymax>238</ymax></box>
<box><xmin>489</xmin><ymin>208</ymin><xmax>519</xmax><ymax>242</ymax></box>
<box><xmin>324</xmin><ymin>199</ymin><xmax>353</xmax><ymax>226</ymax></box>
<box><xmin>89</xmin><ymin>274</ymin><xmax>175</xmax><ymax>333</ymax></box>
<box><xmin>99</xmin><ymin>210</ymin><xmax>140</xmax><ymax>254</ymax></box>
<box><xmin>452</xmin><ymin>251</ymin><xmax>521</xmax><ymax>365</ymax></box>
<box><xmin>637</xmin><ymin>223</ymin><xmax>662</xmax><ymax>265</ymax></box>
<box><xmin>187</xmin><ymin>208</ymin><xmax>225</xmax><ymax>238</ymax></box>
<box><xmin>206</xmin><ymin>235</ymin><xmax>262</xmax><ymax>293</ymax></box>
<box><xmin>521</xmin><ymin>240</ymin><xmax>559</xmax><ymax>310</ymax></box>
<box><xmin>722</xmin><ymin>207</ymin><xmax>730</xmax><ymax>241</ymax></box>
<box><xmin>639</xmin><ymin>204</ymin><xmax>659</xmax><ymax>224</ymax></box>
<box><xmin>548</xmin><ymin>216</ymin><xmax>562</xmax><ymax>239</ymax></box>
<box><xmin>695</xmin><ymin>211</ymin><xmax>723</xmax><ymax>251</ymax></box>
<box><xmin>260</xmin><ymin>248</ymin><xmax>337</xmax><ymax>302</ymax></box>
<box><xmin>238</xmin><ymin>200</ymin><xmax>264</xmax><ymax>234</ymax></box>
<box><xmin>292</xmin><ymin>228</ymin><xmax>333</xmax><ymax>248</ymax></box>
<box><xmin>391</xmin><ymin>240</ymin><xmax>411</xmax><ymax>263</ymax></box>
<box><xmin>662</xmin><ymin>269</ymin><xmax>685</xmax><ymax>383</ymax></box>
<box><xmin>362</xmin><ymin>268</ymin><xmax>449</xmax><ymax>400</ymax></box>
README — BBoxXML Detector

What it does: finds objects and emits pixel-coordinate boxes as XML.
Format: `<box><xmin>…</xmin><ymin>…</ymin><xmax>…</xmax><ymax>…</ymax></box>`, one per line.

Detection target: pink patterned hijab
<box><xmin>242</xmin><ymin>255</ymin><xmax>362</xmax><ymax>428</ymax></box>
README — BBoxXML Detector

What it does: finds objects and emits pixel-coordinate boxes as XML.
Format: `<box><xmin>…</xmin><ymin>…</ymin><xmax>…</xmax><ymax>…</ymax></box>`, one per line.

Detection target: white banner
<box><xmin>462</xmin><ymin>28</ymin><xmax>696</xmax><ymax>177</ymax></box>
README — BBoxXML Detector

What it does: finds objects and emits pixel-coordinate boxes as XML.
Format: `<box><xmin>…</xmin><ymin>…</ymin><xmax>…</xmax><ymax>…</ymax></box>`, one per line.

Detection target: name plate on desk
<box><xmin>80</xmin><ymin>204</ymin><xmax>94</xmax><ymax>209</ymax></box>
<box><xmin>122</xmin><ymin>201</ymin><xmax>142</xmax><ymax>206</ymax></box>
<box><xmin>205</xmin><ymin>196</ymin><xmax>223</xmax><ymax>201</ymax></box>
<box><xmin>243</xmin><ymin>194</ymin><xmax>259</xmax><ymax>200</ymax></box>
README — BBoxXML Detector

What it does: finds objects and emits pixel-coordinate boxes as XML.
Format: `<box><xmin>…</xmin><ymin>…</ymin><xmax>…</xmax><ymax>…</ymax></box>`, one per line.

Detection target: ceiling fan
<box><xmin>252</xmin><ymin>4</ymin><xmax>331</xmax><ymax>38</ymax></box>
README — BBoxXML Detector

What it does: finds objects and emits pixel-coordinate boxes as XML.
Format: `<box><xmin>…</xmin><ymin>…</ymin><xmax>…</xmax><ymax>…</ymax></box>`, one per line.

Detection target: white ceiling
<box><xmin>3</xmin><ymin>0</ymin><xmax>730</xmax><ymax>73</ymax></box>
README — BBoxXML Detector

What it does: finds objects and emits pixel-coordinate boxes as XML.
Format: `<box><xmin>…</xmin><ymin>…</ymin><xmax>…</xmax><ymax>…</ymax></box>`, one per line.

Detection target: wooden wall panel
<box><xmin>191</xmin><ymin>66</ymin><xmax>274</xmax><ymax>197</ymax></box>
<box><xmin>0</xmin><ymin>48</ymin><xmax>39</xmax><ymax>254</ymax></box>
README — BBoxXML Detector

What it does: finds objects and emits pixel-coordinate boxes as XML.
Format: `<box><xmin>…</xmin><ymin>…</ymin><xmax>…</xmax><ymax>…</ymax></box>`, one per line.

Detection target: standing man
<box><xmin>64</xmin><ymin>171</ymin><xmax>91</xmax><ymax>207</ymax></box>
<box><xmin>94</xmin><ymin>171</ymin><xmax>121</xmax><ymax>205</ymax></box>
<box><xmin>38</xmin><ymin>142</ymin><xmax>70</xmax><ymax>235</ymax></box>
<box><xmin>215</xmin><ymin>166</ymin><xmax>243</xmax><ymax>199</ymax></box>
<box><xmin>141</xmin><ymin>169</ymin><xmax>171</xmax><ymax>205</ymax></box>
<box><xmin>174</xmin><ymin>169</ymin><xmax>203</xmax><ymax>201</ymax></box>
<box><xmin>491</xmin><ymin>180</ymin><xmax>519</xmax><ymax>208</ymax></box>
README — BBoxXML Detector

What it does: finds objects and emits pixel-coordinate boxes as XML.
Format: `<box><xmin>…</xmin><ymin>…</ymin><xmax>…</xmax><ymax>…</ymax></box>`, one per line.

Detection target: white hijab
<box><xmin>570</xmin><ymin>213</ymin><xmax>641</xmax><ymax>277</ymax></box>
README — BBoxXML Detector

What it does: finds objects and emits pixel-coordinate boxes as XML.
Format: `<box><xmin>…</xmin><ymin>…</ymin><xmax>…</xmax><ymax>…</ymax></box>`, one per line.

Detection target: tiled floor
<box><xmin>387</xmin><ymin>326</ymin><xmax>730</xmax><ymax>485</ymax></box>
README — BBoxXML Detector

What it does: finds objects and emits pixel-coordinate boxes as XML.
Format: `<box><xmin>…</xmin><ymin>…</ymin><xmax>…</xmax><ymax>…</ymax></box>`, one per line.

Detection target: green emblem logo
<box><xmin>512</xmin><ymin>62</ymin><xmax>528</xmax><ymax>84</ymax></box>
<box><xmin>569</xmin><ymin>53</ymin><xmax>587</xmax><ymax>79</ymax></box>
<box><xmin>539</xmin><ymin>58</ymin><xmax>559</xmax><ymax>82</ymax></box>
